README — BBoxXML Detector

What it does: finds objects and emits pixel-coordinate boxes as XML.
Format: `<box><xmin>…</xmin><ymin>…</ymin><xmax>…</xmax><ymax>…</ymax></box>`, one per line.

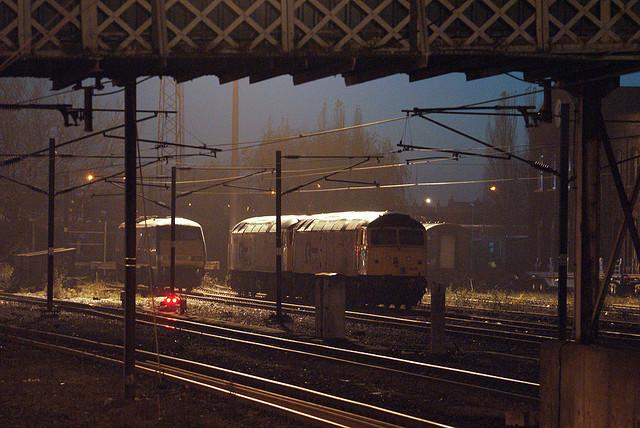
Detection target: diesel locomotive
<box><xmin>228</xmin><ymin>211</ymin><xmax>427</xmax><ymax>308</ymax></box>
<box><xmin>123</xmin><ymin>216</ymin><xmax>207</xmax><ymax>290</ymax></box>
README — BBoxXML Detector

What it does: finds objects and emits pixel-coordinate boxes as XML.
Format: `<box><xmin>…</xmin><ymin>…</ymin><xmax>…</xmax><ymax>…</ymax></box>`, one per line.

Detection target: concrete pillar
<box><xmin>314</xmin><ymin>273</ymin><xmax>345</xmax><ymax>340</ymax></box>
<box><xmin>430</xmin><ymin>281</ymin><xmax>446</xmax><ymax>354</ymax></box>
<box><xmin>540</xmin><ymin>342</ymin><xmax>640</xmax><ymax>428</ymax></box>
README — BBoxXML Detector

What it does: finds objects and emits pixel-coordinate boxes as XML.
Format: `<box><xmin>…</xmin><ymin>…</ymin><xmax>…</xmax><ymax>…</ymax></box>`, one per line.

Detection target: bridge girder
<box><xmin>0</xmin><ymin>0</ymin><xmax>638</xmax><ymax>85</ymax></box>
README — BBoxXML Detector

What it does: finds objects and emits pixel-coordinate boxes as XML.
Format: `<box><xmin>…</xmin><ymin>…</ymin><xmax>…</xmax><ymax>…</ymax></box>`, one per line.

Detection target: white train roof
<box><xmin>233</xmin><ymin>211</ymin><xmax>422</xmax><ymax>233</ymax></box>
<box><xmin>422</xmin><ymin>222</ymin><xmax>469</xmax><ymax>233</ymax></box>
<box><xmin>232</xmin><ymin>215</ymin><xmax>304</xmax><ymax>233</ymax></box>
<box><xmin>134</xmin><ymin>217</ymin><xmax>202</xmax><ymax>228</ymax></box>
<box><xmin>423</xmin><ymin>222</ymin><xmax>447</xmax><ymax>231</ymax></box>
<box><xmin>296</xmin><ymin>211</ymin><xmax>389</xmax><ymax>232</ymax></box>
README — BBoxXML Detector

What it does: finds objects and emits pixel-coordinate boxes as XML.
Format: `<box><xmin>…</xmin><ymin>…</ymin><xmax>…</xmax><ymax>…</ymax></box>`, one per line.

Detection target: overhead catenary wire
<box><xmin>56</xmin><ymin>158</ymin><xmax>162</xmax><ymax>195</ymax></box>
<box><xmin>0</xmin><ymin>114</ymin><xmax>158</xmax><ymax>168</ymax></box>
<box><xmin>0</xmin><ymin>172</ymin><xmax>48</xmax><ymax>194</ymax></box>
<box><xmin>189</xmin><ymin>175</ymin><xmax>552</xmax><ymax>196</ymax></box>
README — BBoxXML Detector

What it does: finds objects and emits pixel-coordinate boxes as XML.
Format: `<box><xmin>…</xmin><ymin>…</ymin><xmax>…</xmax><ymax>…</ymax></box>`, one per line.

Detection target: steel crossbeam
<box><xmin>0</xmin><ymin>1</ymin><xmax>638</xmax><ymax>83</ymax></box>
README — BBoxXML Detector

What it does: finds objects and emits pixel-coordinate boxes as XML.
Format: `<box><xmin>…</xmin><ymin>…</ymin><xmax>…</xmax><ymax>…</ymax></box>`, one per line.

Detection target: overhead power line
<box><xmin>0</xmin><ymin>114</ymin><xmax>158</xmax><ymax>168</ymax></box>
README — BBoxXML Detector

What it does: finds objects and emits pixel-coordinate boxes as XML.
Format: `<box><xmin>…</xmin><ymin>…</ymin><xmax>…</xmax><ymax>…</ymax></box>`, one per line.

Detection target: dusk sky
<box><xmin>125</xmin><ymin>71</ymin><xmax>640</xmax><ymax>204</ymax></box>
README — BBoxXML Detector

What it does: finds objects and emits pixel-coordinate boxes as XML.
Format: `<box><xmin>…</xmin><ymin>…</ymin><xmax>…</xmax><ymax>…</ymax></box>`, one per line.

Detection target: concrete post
<box><xmin>314</xmin><ymin>273</ymin><xmax>345</xmax><ymax>340</ymax></box>
<box><xmin>430</xmin><ymin>282</ymin><xmax>446</xmax><ymax>354</ymax></box>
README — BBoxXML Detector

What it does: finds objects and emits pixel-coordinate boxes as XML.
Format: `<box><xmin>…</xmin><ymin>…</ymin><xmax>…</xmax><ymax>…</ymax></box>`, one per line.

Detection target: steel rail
<box><xmin>181</xmin><ymin>292</ymin><xmax>639</xmax><ymax>345</ymax></box>
<box><xmin>2</xmin><ymin>327</ymin><xmax>448</xmax><ymax>428</ymax></box>
<box><xmin>0</xmin><ymin>293</ymin><xmax>539</xmax><ymax>400</ymax></box>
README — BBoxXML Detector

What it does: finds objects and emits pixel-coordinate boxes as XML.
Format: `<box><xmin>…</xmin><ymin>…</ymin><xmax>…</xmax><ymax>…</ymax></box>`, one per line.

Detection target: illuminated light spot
<box><xmin>172</xmin><ymin>298</ymin><xmax>177</xmax><ymax>303</ymax></box>
<box><xmin>489</xmin><ymin>185</ymin><xmax>497</xmax><ymax>192</ymax></box>
<box><xmin>86</xmin><ymin>173</ymin><xmax>95</xmax><ymax>182</ymax></box>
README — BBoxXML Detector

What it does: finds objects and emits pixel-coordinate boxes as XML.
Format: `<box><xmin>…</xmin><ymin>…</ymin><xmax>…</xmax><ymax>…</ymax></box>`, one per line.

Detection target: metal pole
<box><xmin>276</xmin><ymin>150</ymin><xmax>282</xmax><ymax>319</ymax></box>
<box><xmin>47</xmin><ymin>138</ymin><xmax>55</xmax><ymax>312</ymax></box>
<box><xmin>558</xmin><ymin>103</ymin><xmax>569</xmax><ymax>340</ymax></box>
<box><xmin>103</xmin><ymin>220</ymin><xmax>108</xmax><ymax>264</ymax></box>
<box><xmin>171</xmin><ymin>166</ymin><xmax>176</xmax><ymax>293</ymax></box>
<box><xmin>102</xmin><ymin>220</ymin><xmax>108</xmax><ymax>280</ymax></box>
<box><xmin>229</xmin><ymin>81</ymin><xmax>239</xmax><ymax>250</ymax></box>
<box><xmin>123</xmin><ymin>80</ymin><xmax>137</xmax><ymax>400</ymax></box>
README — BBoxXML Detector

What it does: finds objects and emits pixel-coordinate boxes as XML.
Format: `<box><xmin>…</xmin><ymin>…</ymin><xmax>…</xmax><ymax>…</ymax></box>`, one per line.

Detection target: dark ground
<box><xmin>0</xmin><ymin>340</ymin><xmax>296</xmax><ymax>428</ymax></box>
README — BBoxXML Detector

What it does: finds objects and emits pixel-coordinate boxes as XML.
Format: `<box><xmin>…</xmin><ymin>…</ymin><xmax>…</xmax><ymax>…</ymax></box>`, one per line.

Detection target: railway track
<box><xmin>429</xmin><ymin>297</ymin><xmax>640</xmax><ymax>321</ymax></box>
<box><xmin>181</xmin><ymin>291</ymin><xmax>640</xmax><ymax>347</ymax></box>
<box><xmin>0</xmin><ymin>292</ymin><xmax>540</xmax><ymax>402</ymax></box>
<box><xmin>2</xmin><ymin>325</ymin><xmax>447</xmax><ymax>428</ymax></box>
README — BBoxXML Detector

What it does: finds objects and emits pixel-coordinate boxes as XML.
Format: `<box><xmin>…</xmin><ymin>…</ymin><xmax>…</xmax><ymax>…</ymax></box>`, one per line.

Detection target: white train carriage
<box><xmin>120</xmin><ymin>216</ymin><xmax>207</xmax><ymax>289</ymax></box>
<box><xmin>228</xmin><ymin>215</ymin><xmax>302</xmax><ymax>297</ymax></box>
<box><xmin>423</xmin><ymin>222</ymin><xmax>471</xmax><ymax>288</ymax></box>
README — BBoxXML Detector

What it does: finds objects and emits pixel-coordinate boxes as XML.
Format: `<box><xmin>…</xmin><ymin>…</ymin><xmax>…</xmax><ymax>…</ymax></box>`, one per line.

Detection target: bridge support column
<box><xmin>540</xmin><ymin>79</ymin><xmax>630</xmax><ymax>427</ymax></box>
<box><xmin>569</xmin><ymin>79</ymin><xmax>617</xmax><ymax>343</ymax></box>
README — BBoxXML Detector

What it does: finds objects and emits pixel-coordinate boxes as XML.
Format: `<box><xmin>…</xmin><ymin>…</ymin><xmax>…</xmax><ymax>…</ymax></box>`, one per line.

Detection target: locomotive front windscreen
<box><xmin>399</xmin><ymin>229</ymin><xmax>424</xmax><ymax>246</ymax></box>
<box><xmin>371</xmin><ymin>229</ymin><xmax>397</xmax><ymax>245</ymax></box>
<box><xmin>157</xmin><ymin>225</ymin><xmax>203</xmax><ymax>241</ymax></box>
<box><xmin>370</xmin><ymin>228</ymin><xmax>425</xmax><ymax>246</ymax></box>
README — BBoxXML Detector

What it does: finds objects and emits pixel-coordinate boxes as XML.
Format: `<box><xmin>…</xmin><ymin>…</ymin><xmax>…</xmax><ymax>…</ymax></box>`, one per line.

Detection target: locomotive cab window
<box><xmin>157</xmin><ymin>226</ymin><xmax>202</xmax><ymax>241</ymax></box>
<box><xmin>399</xmin><ymin>229</ymin><xmax>424</xmax><ymax>246</ymax></box>
<box><xmin>370</xmin><ymin>228</ymin><xmax>397</xmax><ymax>245</ymax></box>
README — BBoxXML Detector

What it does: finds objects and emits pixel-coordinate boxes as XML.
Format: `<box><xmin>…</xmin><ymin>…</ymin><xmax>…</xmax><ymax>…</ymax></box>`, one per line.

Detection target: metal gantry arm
<box><xmin>176</xmin><ymin>169</ymin><xmax>270</xmax><ymax>199</ymax></box>
<box><xmin>412</xmin><ymin>113</ymin><xmax>559</xmax><ymax>175</ymax></box>
<box><xmin>281</xmin><ymin>157</ymin><xmax>377</xmax><ymax>196</ymax></box>
<box><xmin>399</xmin><ymin>143</ymin><xmax>511</xmax><ymax>161</ymax></box>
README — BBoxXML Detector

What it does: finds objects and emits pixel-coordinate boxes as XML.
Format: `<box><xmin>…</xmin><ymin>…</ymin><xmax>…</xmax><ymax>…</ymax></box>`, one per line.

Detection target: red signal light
<box><xmin>163</xmin><ymin>294</ymin><xmax>180</xmax><ymax>306</ymax></box>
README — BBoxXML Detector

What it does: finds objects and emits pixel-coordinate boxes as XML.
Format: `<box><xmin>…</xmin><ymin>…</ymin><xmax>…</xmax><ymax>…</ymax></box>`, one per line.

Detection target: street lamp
<box><xmin>425</xmin><ymin>197</ymin><xmax>432</xmax><ymax>204</ymax></box>
<box><xmin>489</xmin><ymin>185</ymin><xmax>497</xmax><ymax>192</ymax></box>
